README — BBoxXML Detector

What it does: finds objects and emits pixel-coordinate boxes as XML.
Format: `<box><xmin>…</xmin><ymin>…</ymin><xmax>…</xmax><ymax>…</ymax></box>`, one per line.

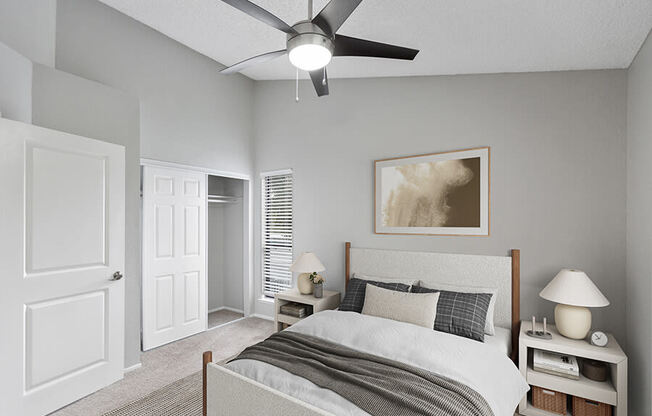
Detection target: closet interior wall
<box><xmin>207</xmin><ymin>175</ymin><xmax>244</xmax><ymax>316</ymax></box>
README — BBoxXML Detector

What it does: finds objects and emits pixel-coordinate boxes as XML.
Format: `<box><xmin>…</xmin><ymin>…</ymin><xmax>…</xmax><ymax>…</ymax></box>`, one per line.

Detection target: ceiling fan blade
<box><xmin>309</xmin><ymin>68</ymin><xmax>329</xmax><ymax>97</ymax></box>
<box><xmin>221</xmin><ymin>49</ymin><xmax>287</xmax><ymax>74</ymax></box>
<box><xmin>220</xmin><ymin>0</ymin><xmax>297</xmax><ymax>34</ymax></box>
<box><xmin>312</xmin><ymin>0</ymin><xmax>363</xmax><ymax>36</ymax></box>
<box><xmin>333</xmin><ymin>35</ymin><xmax>419</xmax><ymax>60</ymax></box>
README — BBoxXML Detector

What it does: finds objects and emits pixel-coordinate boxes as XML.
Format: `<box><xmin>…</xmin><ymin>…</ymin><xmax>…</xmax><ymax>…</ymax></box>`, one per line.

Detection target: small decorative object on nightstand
<box><xmin>518</xmin><ymin>320</ymin><xmax>627</xmax><ymax>416</ymax></box>
<box><xmin>582</xmin><ymin>359</ymin><xmax>609</xmax><ymax>382</ymax></box>
<box><xmin>274</xmin><ymin>289</ymin><xmax>340</xmax><ymax>332</ymax></box>
<box><xmin>589</xmin><ymin>330</ymin><xmax>609</xmax><ymax>347</ymax></box>
<box><xmin>311</xmin><ymin>274</ymin><xmax>324</xmax><ymax>298</ymax></box>
<box><xmin>290</xmin><ymin>252</ymin><xmax>325</xmax><ymax>295</ymax></box>
<box><xmin>539</xmin><ymin>269</ymin><xmax>610</xmax><ymax>339</ymax></box>
<box><xmin>527</xmin><ymin>316</ymin><xmax>552</xmax><ymax>339</ymax></box>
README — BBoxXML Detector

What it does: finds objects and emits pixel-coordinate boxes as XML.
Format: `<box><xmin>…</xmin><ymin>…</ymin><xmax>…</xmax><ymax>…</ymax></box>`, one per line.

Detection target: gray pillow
<box><xmin>411</xmin><ymin>285</ymin><xmax>491</xmax><ymax>342</ymax></box>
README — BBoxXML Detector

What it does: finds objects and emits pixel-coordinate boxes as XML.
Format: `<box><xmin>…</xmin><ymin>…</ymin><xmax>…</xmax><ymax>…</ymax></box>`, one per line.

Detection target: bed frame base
<box><xmin>203</xmin><ymin>357</ymin><xmax>333</xmax><ymax>416</ymax></box>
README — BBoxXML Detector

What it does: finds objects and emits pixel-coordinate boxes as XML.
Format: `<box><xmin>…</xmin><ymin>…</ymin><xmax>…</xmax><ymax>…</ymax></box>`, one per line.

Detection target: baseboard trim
<box><xmin>208</xmin><ymin>306</ymin><xmax>244</xmax><ymax>314</ymax></box>
<box><xmin>124</xmin><ymin>362</ymin><xmax>142</xmax><ymax>373</ymax></box>
<box><xmin>206</xmin><ymin>316</ymin><xmax>247</xmax><ymax>332</ymax></box>
<box><xmin>250</xmin><ymin>313</ymin><xmax>274</xmax><ymax>321</ymax></box>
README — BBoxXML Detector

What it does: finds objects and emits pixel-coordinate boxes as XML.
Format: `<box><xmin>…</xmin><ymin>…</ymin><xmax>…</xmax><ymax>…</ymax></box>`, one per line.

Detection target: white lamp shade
<box><xmin>290</xmin><ymin>252</ymin><xmax>325</xmax><ymax>273</ymax></box>
<box><xmin>539</xmin><ymin>269</ymin><xmax>609</xmax><ymax>307</ymax></box>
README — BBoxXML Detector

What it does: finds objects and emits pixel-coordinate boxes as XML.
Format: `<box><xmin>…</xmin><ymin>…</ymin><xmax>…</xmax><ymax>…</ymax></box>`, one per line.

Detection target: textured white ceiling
<box><xmin>98</xmin><ymin>0</ymin><xmax>652</xmax><ymax>80</ymax></box>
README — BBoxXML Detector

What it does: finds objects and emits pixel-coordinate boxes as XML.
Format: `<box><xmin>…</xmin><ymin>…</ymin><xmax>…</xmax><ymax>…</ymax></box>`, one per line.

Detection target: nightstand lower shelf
<box><xmin>276</xmin><ymin>313</ymin><xmax>302</xmax><ymax>326</ymax></box>
<box><xmin>526</xmin><ymin>365</ymin><xmax>617</xmax><ymax>405</ymax></box>
<box><xmin>520</xmin><ymin>400</ymin><xmax>570</xmax><ymax>416</ymax></box>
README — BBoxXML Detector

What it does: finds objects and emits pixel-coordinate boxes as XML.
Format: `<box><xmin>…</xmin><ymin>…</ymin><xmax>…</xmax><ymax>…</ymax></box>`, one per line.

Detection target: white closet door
<box><xmin>0</xmin><ymin>118</ymin><xmax>125</xmax><ymax>416</ymax></box>
<box><xmin>142</xmin><ymin>166</ymin><xmax>206</xmax><ymax>350</ymax></box>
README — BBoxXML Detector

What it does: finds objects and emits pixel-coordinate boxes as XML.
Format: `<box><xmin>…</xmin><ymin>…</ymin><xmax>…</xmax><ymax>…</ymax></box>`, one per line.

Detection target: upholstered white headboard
<box><xmin>344</xmin><ymin>242</ymin><xmax>521</xmax><ymax>360</ymax></box>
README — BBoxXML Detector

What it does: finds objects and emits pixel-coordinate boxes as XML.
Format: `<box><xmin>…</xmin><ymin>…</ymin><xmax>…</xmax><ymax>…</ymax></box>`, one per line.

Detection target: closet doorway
<box><xmin>141</xmin><ymin>160</ymin><xmax>251</xmax><ymax>350</ymax></box>
<box><xmin>207</xmin><ymin>175</ymin><xmax>245</xmax><ymax>329</ymax></box>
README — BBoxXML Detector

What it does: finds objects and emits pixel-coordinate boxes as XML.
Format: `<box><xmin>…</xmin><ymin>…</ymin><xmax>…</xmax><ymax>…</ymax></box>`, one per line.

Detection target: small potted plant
<box><xmin>309</xmin><ymin>273</ymin><xmax>324</xmax><ymax>298</ymax></box>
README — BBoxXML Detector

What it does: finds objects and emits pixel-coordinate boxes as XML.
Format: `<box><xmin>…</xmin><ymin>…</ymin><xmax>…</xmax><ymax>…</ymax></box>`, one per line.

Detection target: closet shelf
<box><xmin>208</xmin><ymin>194</ymin><xmax>241</xmax><ymax>204</ymax></box>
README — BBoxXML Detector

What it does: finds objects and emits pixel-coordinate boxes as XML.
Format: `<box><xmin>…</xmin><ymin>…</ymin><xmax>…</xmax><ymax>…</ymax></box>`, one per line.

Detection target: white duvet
<box><xmin>226</xmin><ymin>311</ymin><xmax>528</xmax><ymax>416</ymax></box>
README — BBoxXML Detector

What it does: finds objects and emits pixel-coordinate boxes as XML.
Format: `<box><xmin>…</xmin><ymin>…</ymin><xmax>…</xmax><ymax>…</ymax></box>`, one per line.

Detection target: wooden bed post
<box><xmin>510</xmin><ymin>249</ymin><xmax>520</xmax><ymax>364</ymax></box>
<box><xmin>203</xmin><ymin>351</ymin><xmax>212</xmax><ymax>416</ymax></box>
<box><xmin>345</xmin><ymin>242</ymin><xmax>351</xmax><ymax>289</ymax></box>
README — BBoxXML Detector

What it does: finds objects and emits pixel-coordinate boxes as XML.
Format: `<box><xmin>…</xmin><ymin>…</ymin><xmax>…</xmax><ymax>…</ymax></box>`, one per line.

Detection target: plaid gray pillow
<box><xmin>340</xmin><ymin>278</ymin><xmax>410</xmax><ymax>313</ymax></box>
<box><xmin>411</xmin><ymin>285</ymin><xmax>491</xmax><ymax>342</ymax></box>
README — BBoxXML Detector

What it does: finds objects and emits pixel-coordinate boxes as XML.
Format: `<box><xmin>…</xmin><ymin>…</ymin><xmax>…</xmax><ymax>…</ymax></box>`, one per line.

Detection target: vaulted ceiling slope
<box><xmin>99</xmin><ymin>0</ymin><xmax>652</xmax><ymax>80</ymax></box>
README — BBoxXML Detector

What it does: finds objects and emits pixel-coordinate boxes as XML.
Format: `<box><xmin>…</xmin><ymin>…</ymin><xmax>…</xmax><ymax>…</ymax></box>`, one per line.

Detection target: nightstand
<box><xmin>518</xmin><ymin>320</ymin><xmax>627</xmax><ymax>416</ymax></box>
<box><xmin>274</xmin><ymin>289</ymin><xmax>340</xmax><ymax>332</ymax></box>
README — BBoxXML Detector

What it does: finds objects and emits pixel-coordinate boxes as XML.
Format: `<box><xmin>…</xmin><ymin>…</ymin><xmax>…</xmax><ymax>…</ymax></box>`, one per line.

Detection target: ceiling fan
<box><xmin>219</xmin><ymin>0</ymin><xmax>419</xmax><ymax>97</ymax></box>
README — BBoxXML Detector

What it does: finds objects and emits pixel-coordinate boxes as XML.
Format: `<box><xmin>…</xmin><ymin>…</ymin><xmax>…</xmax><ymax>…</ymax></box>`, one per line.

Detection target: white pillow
<box><xmin>418</xmin><ymin>282</ymin><xmax>497</xmax><ymax>335</ymax></box>
<box><xmin>354</xmin><ymin>273</ymin><xmax>419</xmax><ymax>286</ymax></box>
<box><xmin>361</xmin><ymin>284</ymin><xmax>440</xmax><ymax>329</ymax></box>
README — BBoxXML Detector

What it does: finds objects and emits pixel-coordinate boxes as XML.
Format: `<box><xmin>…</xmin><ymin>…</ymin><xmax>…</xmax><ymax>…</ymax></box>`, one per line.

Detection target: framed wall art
<box><xmin>374</xmin><ymin>147</ymin><xmax>490</xmax><ymax>236</ymax></box>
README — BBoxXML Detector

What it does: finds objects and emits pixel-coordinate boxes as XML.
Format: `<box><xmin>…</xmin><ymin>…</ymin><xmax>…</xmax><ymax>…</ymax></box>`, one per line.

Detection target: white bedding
<box><xmin>486</xmin><ymin>326</ymin><xmax>512</xmax><ymax>356</ymax></box>
<box><xmin>226</xmin><ymin>311</ymin><xmax>528</xmax><ymax>416</ymax></box>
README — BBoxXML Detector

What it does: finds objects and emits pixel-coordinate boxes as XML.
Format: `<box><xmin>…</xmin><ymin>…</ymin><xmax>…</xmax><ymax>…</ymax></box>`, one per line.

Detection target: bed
<box><xmin>202</xmin><ymin>243</ymin><xmax>528</xmax><ymax>416</ymax></box>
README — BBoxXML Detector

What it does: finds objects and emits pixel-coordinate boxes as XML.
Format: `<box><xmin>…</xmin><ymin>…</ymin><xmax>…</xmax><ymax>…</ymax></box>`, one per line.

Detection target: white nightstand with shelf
<box><xmin>518</xmin><ymin>321</ymin><xmax>627</xmax><ymax>416</ymax></box>
<box><xmin>274</xmin><ymin>289</ymin><xmax>341</xmax><ymax>332</ymax></box>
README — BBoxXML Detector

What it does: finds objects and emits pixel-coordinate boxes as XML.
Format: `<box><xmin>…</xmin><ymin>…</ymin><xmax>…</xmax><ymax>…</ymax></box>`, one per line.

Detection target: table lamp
<box><xmin>539</xmin><ymin>269</ymin><xmax>609</xmax><ymax>339</ymax></box>
<box><xmin>290</xmin><ymin>252</ymin><xmax>325</xmax><ymax>295</ymax></box>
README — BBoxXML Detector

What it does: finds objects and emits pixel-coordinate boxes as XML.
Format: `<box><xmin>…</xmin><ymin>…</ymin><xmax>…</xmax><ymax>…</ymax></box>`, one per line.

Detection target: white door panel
<box><xmin>26</xmin><ymin>146</ymin><xmax>107</xmax><ymax>272</ymax></box>
<box><xmin>142</xmin><ymin>166</ymin><xmax>206</xmax><ymax>350</ymax></box>
<box><xmin>0</xmin><ymin>118</ymin><xmax>125</xmax><ymax>416</ymax></box>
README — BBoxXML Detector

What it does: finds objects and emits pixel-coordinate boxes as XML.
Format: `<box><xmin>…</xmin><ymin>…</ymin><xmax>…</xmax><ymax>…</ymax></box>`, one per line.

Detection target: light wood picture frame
<box><xmin>374</xmin><ymin>147</ymin><xmax>490</xmax><ymax>236</ymax></box>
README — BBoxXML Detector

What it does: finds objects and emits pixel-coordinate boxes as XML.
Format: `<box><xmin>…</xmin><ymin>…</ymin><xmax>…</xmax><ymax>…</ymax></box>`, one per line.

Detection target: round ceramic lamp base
<box><xmin>297</xmin><ymin>273</ymin><xmax>313</xmax><ymax>295</ymax></box>
<box><xmin>554</xmin><ymin>304</ymin><xmax>591</xmax><ymax>339</ymax></box>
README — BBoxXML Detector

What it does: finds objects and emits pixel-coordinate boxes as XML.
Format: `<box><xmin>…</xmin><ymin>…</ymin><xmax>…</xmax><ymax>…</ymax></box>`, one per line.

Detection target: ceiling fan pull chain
<box><xmin>308</xmin><ymin>0</ymin><xmax>313</xmax><ymax>20</ymax></box>
<box><xmin>295</xmin><ymin>67</ymin><xmax>299</xmax><ymax>102</ymax></box>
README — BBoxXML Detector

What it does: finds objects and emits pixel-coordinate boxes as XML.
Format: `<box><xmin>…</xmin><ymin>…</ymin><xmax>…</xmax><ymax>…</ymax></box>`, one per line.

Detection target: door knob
<box><xmin>111</xmin><ymin>271</ymin><xmax>123</xmax><ymax>281</ymax></box>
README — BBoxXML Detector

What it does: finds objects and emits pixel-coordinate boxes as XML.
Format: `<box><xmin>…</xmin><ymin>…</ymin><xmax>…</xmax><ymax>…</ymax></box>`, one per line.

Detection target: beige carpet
<box><xmin>208</xmin><ymin>309</ymin><xmax>244</xmax><ymax>328</ymax></box>
<box><xmin>52</xmin><ymin>317</ymin><xmax>274</xmax><ymax>416</ymax></box>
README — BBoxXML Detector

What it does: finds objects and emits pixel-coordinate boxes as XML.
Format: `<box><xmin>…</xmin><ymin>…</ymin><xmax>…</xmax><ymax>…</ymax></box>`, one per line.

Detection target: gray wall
<box><xmin>30</xmin><ymin>64</ymin><xmax>142</xmax><ymax>368</ymax></box>
<box><xmin>208</xmin><ymin>205</ymin><xmax>229</xmax><ymax>310</ymax></box>
<box><xmin>252</xmin><ymin>70</ymin><xmax>629</xmax><ymax>344</ymax></box>
<box><xmin>55</xmin><ymin>0</ymin><xmax>255</xmax><ymax>176</ymax></box>
<box><xmin>223</xmin><ymin>180</ymin><xmax>245</xmax><ymax>311</ymax></box>
<box><xmin>207</xmin><ymin>176</ymin><xmax>245</xmax><ymax>312</ymax></box>
<box><xmin>0</xmin><ymin>41</ymin><xmax>32</xmax><ymax>123</ymax></box>
<box><xmin>626</xmin><ymin>30</ymin><xmax>652</xmax><ymax>415</ymax></box>
<box><xmin>0</xmin><ymin>0</ymin><xmax>56</xmax><ymax>66</ymax></box>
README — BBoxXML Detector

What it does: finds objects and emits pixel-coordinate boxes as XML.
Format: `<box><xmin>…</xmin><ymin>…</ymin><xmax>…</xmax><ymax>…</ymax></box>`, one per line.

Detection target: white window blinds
<box><xmin>262</xmin><ymin>172</ymin><xmax>293</xmax><ymax>296</ymax></box>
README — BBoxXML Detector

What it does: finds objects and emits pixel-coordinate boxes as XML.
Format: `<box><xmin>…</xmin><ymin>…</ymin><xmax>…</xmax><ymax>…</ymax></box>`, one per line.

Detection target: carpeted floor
<box><xmin>51</xmin><ymin>317</ymin><xmax>274</xmax><ymax>416</ymax></box>
<box><xmin>208</xmin><ymin>309</ymin><xmax>244</xmax><ymax>328</ymax></box>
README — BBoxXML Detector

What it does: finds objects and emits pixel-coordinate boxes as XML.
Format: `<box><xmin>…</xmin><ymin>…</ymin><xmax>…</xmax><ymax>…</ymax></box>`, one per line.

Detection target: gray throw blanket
<box><xmin>230</xmin><ymin>331</ymin><xmax>494</xmax><ymax>416</ymax></box>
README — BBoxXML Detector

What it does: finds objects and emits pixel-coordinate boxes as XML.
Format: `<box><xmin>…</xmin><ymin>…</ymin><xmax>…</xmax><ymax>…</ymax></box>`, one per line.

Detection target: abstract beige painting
<box><xmin>375</xmin><ymin>147</ymin><xmax>489</xmax><ymax>235</ymax></box>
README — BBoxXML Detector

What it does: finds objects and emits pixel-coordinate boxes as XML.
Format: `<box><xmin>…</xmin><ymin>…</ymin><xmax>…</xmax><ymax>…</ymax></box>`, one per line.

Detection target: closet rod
<box><xmin>208</xmin><ymin>194</ymin><xmax>241</xmax><ymax>204</ymax></box>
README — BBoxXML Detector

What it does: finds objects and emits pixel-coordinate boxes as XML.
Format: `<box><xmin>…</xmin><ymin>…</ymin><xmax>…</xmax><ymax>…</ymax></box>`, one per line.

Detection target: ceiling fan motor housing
<box><xmin>287</xmin><ymin>21</ymin><xmax>335</xmax><ymax>57</ymax></box>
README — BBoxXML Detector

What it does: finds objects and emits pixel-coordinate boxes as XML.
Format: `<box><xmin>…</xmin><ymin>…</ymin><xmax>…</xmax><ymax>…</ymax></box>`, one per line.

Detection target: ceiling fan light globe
<box><xmin>289</xmin><ymin>44</ymin><xmax>332</xmax><ymax>71</ymax></box>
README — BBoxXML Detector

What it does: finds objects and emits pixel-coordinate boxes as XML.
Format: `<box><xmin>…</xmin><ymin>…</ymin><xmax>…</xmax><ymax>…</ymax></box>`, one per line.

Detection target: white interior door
<box><xmin>142</xmin><ymin>166</ymin><xmax>206</xmax><ymax>350</ymax></box>
<box><xmin>0</xmin><ymin>118</ymin><xmax>125</xmax><ymax>416</ymax></box>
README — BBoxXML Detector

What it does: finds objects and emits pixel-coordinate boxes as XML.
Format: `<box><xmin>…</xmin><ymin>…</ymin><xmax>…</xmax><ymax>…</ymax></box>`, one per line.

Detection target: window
<box><xmin>261</xmin><ymin>171</ymin><xmax>293</xmax><ymax>296</ymax></box>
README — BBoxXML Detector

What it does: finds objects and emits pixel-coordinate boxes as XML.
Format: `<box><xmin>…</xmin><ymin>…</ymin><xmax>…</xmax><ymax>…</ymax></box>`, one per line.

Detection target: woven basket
<box><xmin>572</xmin><ymin>396</ymin><xmax>612</xmax><ymax>416</ymax></box>
<box><xmin>532</xmin><ymin>386</ymin><xmax>567</xmax><ymax>415</ymax></box>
